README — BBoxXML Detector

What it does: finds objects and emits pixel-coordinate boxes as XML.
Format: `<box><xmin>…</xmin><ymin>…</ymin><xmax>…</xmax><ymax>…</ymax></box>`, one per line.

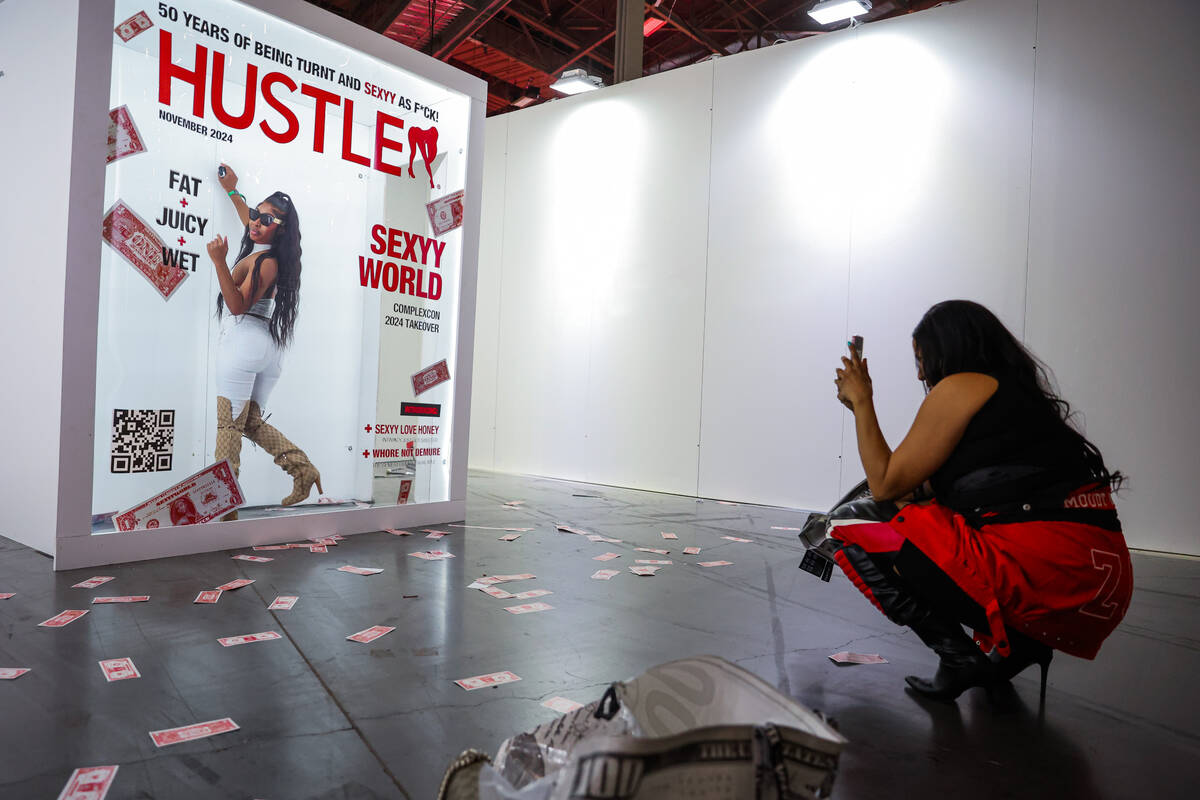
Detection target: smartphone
<box><xmin>851</xmin><ymin>335</ymin><xmax>864</xmax><ymax>360</ymax></box>
<box><xmin>218</xmin><ymin>165</ymin><xmax>226</xmax><ymax>178</ymax></box>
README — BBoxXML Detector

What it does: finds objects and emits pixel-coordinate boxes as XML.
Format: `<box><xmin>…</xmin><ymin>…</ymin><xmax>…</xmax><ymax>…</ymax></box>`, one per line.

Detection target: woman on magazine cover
<box><xmin>206</xmin><ymin>163</ymin><xmax>322</xmax><ymax>520</ymax></box>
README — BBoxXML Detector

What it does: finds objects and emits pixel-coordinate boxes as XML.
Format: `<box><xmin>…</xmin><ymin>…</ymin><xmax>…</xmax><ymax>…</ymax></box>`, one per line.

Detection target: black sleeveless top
<box><xmin>929</xmin><ymin>373</ymin><xmax>1097</xmax><ymax>518</ymax></box>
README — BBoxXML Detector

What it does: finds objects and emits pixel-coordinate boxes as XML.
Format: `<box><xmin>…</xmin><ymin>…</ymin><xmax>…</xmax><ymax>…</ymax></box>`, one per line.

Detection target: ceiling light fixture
<box><xmin>644</xmin><ymin>17</ymin><xmax>667</xmax><ymax>36</ymax></box>
<box><xmin>550</xmin><ymin>68</ymin><xmax>604</xmax><ymax>96</ymax></box>
<box><xmin>512</xmin><ymin>86</ymin><xmax>540</xmax><ymax>108</ymax></box>
<box><xmin>807</xmin><ymin>0</ymin><xmax>872</xmax><ymax>25</ymax></box>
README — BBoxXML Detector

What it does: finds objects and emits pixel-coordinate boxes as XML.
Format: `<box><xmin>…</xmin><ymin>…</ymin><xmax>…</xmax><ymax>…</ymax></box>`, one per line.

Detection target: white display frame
<box><xmin>53</xmin><ymin>0</ymin><xmax>486</xmax><ymax>569</ymax></box>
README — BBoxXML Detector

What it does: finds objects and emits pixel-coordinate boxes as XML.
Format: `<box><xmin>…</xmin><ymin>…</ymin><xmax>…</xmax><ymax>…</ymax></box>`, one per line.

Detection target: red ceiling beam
<box><xmin>644</xmin><ymin>2</ymin><xmax>730</xmax><ymax>57</ymax></box>
<box><xmin>432</xmin><ymin>0</ymin><xmax>517</xmax><ymax>59</ymax></box>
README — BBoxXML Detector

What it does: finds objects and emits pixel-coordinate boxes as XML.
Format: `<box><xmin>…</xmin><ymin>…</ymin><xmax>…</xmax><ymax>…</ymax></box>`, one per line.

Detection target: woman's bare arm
<box><xmin>855</xmin><ymin>373</ymin><xmax>998</xmax><ymax>500</ymax></box>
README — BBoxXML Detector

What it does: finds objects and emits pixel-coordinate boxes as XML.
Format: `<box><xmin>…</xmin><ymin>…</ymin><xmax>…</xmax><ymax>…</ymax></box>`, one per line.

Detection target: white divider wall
<box><xmin>489</xmin><ymin>64</ymin><xmax>715</xmax><ymax>495</ymax></box>
<box><xmin>1024</xmin><ymin>0</ymin><xmax>1200</xmax><ymax>556</ymax></box>
<box><xmin>699</xmin><ymin>34</ymin><xmax>853</xmax><ymax>512</ymax></box>
<box><xmin>0</xmin><ymin>0</ymin><xmax>81</xmax><ymax>555</ymax></box>
<box><xmin>468</xmin><ymin>116</ymin><xmax>510</xmax><ymax>471</ymax></box>
<box><xmin>471</xmin><ymin>0</ymin><xmax>1199</xmax><ymax>554</ymax></box>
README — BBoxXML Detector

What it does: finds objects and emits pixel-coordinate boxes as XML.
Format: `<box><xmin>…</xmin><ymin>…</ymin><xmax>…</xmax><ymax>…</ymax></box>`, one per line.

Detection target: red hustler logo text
<box><xmin>157</xmin><ymin>30</ymin><xmax>440</xmax><ymax>182</ymax></box>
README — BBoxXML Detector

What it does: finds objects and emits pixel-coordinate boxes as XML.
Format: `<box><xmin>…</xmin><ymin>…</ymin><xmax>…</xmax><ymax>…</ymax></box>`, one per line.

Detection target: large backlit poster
<box><xmin>93</xmin><ymin>0</ymin><xmax>471</xmax><ymax>532</ymax></box>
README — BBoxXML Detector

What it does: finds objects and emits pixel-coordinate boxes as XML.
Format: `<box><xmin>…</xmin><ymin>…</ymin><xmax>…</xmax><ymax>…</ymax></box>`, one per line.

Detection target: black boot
<box><xmin>904</xmin><ymin>613</ymin><xmax>995</xmax><ymax>701</ymax></box>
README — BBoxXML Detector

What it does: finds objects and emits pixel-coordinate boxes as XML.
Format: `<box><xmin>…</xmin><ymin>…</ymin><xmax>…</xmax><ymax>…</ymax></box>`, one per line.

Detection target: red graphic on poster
<box><xmin>107</xmin><ymin>106</ymin><xmax>147</xmax><ymax>165</ymax></box>
<box><xmin>113</xmin><ymin>460</ymin><xmax>244</xmax><ymax>531</ymax></box>
<box><xmin>397</xmin><ymin>478</ymin><xmax>413</xmax><ymax>505</ymax></box>
<box><xmin>411</xmin><ymin>359</ymin><xmax>450</xmax><ymax>396</ymax></box>
<box><xmin>102</xmin><ymin>200</ymin><xmax>187</xmax><ymax>300</ymax></box>
<box><xmin>408</xmin><ymin>127</ymin><xmax>439</xmax><ymax>188</ymax></box>
<box><xmin>114</xmin><ymin>10</ymin><xmax>153</xmax><ymax>42</ymax></box>
<box><xmin>426</xmin><ymin>190</ymin><xmax>463</xmax><ymax>237</ymax></box>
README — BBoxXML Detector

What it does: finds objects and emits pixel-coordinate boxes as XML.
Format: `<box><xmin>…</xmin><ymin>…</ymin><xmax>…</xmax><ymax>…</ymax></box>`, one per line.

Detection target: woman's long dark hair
<box><xmin>216</xmin><ymin>191</ymin><xmax>301</xmax><ymax>348</ymax></box>
<box><xmin>912</xmin><ymin>299</ymin><xmax>1123</xmax><ymax>490</ymax></box>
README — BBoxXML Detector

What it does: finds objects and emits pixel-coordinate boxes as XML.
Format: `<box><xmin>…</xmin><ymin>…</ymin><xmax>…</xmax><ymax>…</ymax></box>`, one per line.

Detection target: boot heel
<box><xmin>1038</xmin><ymin>657</ymin><xmax>1051</xmax><ymax>710</ymax></box>
<box><xmin>316</xmin><ymin>476</ymin><xmax>323</xmax><ymax>495</ymax></box>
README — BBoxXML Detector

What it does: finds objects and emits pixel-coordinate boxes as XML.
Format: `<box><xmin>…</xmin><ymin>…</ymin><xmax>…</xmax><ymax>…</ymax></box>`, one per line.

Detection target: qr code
<box><xmin>110</xmin><ymin>409</ymin><xmax>175</xmax><ymax>473</ymax></box>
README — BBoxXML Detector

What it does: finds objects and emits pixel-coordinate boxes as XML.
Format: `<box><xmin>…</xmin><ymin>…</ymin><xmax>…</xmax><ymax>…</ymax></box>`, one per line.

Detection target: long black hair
<box><xmin>911</xmin><ymin>299</ymin><xmax>1123</xmax><ymax>489</ymax></box>
<box><xmin>216</xmin><ymin>191</ymin><xmax>301</xmax><ymax>348</ymax></box>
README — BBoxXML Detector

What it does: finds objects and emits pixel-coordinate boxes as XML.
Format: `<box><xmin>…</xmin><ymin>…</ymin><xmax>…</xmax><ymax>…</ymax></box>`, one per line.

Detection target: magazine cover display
<box><xmin>94</xmin><ymin>0</ymin><xmax>471</xmax><ymax>532</ymax></box>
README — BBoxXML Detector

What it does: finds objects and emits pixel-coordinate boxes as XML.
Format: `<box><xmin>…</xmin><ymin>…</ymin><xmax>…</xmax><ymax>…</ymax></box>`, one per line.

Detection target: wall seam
<box><xmin>489</xmin><ymin>118</ymin><xmax>511</xmax><ymax>470</ymax></box>
<box><xmin>1022</xmin><ymin>0</ymin><xmax>1041</xmax><ymax>343</ymax></box>
<box><xmin>694</xmin><ymin>60</ymin><xmax>718</xmax><ymax>499</ymax></box>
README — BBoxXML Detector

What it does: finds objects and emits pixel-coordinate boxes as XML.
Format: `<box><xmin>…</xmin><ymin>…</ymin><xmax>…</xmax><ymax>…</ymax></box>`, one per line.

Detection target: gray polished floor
<box><xmin>2</xmin><ymin>470</ymin><xmax>1198</xmax><ymax>798</ymax></box>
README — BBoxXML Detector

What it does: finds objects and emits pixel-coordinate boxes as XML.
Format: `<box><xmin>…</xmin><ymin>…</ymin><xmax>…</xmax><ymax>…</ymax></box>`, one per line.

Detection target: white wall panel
<box><xmin>839</xmin><ymin>1</ymin><xmax>1037</xmax><ymax>494</ymax></box>
<box><xmin>467</xmin><ymin>116</ymin><xmax>509</xmax><ymax>471</ymax></box>
<box><xmin>492</xmin><ymin>65</ymin><xmax>714</xmax><ymax>493</ymax></box>
<box><xmin>699</xmin><ymin>35</ymin><xmax>855</xmax><ymax>509</ymax></box>
<box><xmin>0</xmin><ymin>0</ymin><xmax>80</xmax><ymax>554</ymax></box>
<box><xmin>1025</xmin><ymin>0</ymin><xmax>1200</xmax><ymax>554</ymax></box>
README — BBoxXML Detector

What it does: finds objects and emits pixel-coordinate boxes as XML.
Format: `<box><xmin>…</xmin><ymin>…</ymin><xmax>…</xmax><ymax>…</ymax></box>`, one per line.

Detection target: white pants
<box><xmin>216</xmin><ymin>314</ymin><xmax>284</xmax><ymax>419</ymax></box>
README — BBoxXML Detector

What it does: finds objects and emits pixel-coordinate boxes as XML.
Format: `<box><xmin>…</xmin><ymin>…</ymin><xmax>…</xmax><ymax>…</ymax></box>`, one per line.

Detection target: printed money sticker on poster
<box><xmin>113</xmin><ymin>460</ymin><xmax>244</xmax><ymax>530</ymax></box>
<box><xmin>107</xmin><ymin>106</ymin><xmax>148</xmax><ymax>164</ymax></box>
<box><xmin>92</xmin><ymin>0</ymin><xmax>474</xmax><ymax>536</ymax></box>
<box><xmin>426</xmin><ymin>190</ymin><xmax>464</xmax><ymax>236</ymax></box>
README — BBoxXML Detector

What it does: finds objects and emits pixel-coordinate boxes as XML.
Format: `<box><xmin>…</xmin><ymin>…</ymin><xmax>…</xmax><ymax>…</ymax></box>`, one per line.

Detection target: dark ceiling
<box><xmin>303</xmin><ymin>0</ymin><xmax>951</xmax><ymax>115</ymax></box>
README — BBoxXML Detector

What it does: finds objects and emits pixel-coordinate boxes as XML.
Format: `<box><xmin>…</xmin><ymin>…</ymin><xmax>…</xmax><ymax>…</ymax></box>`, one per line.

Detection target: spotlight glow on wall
<box><xmin>808</xmin><ymin>0</ymin><xmax>872</xmax><ymax>25</ymax></box>
<box><xmin>550</xmin><ymin>69</ymin><xmax>605</xmax><ymax>95</ymax></box>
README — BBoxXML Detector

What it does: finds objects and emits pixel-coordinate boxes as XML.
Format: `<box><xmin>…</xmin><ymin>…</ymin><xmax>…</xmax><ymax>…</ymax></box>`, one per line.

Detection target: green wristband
<box><xmin>228</xmin><ymin>190</ymin><xmax>244</xmax><ymax>200</ymax></box>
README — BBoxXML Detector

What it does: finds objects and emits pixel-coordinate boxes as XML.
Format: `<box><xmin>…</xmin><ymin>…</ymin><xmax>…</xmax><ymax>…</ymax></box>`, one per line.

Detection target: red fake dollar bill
<box><xmin>106</xmin><ymin>105</ymin><xmax>146</xmax><ymax>164</ymax></box>
<box><xmin>214</xmin><ymin>579</ymin><xmax>254</xmax><ymax>591</ymax></box>
<box><xmin>149</xmin><ymin>718</ymin><xmax>239</xmax><ymax>748</ymax></box>
<box><xmin>425</xmin><ymin>190</ymin><xmax>464</xmax><ymax>236</ymax></box>
<box><xmin>829</xmin><ymin>651</ymin><xmax>889</xmax><ymax>665</ymax></box>
<box><xmin>455</xmin><ymin>671</ymin><xmax>521</xmax><ymax>691</ymax></box>
<box><xmin>411</xmin><ymin>359</ymin><xmax>450</xmax><ymax>396</ymax></box>
<box><xmin>504</xmin><ymin>602</ymin><xmax>553</xmax><ymax>615</ymax></box>
<box><xmin>397</xmin><ymin>478</ymin><xmax>413</xmax><ymax>505</ymax></box>
<box><xmin>232</xmin><ymin>555</ymin><xmax>273</xmax><ymax>563</ymax></box>
<box><xmin>683</xmin><ymin>546</ymin><xmax>702</xmax><ymax>555</ymax></box>
<box><xmin>113</xmin><ymin>460</ymin><xmax>244</xmax><ymax>531</ymax></box>
<box><xmin>114</xmin><ymin>10</ymin><xmax>153</xmax><ymax>42</ymax></box>
<box><xmin>0</xmin><ymin>668</ymin><xmax>31</xmax><ymax>680</ymax></box>
<box><xmin>72</xmin><ymin>576</ymin><xmax>115</xmax><ymax>589</ymax></box>
<box><xmin>268</xmin><ymin>596</ymin><xmax>298</xmax><ymax>610</ymax></box>
<box><xmin>590</xmin><ymin>569</ymin><xmax>619</xmax><ymax>580</ymax></box>
<box><xmin>513</xmin><ymin>589</ymin><xmax>552</xmax><ymax>600</ymax></box>
<box><xmin>39</xmin><ymin>610</ymin><xmax>89</xmax><ymax>628</ymax></box>
<box><xmin>542</xmin><ymin>696</ymin><xmax>583</xmax><ymax>714</ymax></box>
<box><xmin>219</xmin><ymin>631</ymin><xmax>282</xmax><ymax>647</ymax></box>
<box><xmin>347</xmin><ymin>625</ymin><xmax>395</xmax><ymax>643</ymax></box>
<box><xmin>338</xmin><ymin>566</ymin><xmax>383</xmax><ymax>576</ymax></box>
<box><xmin>102</xmin><ymin>200</ymin><xmax>187</xmax><ymax>300</ymax></box>
<box><xmin>57</xmin><ymin>765</ymin><xmax>119</xmax><ymax>800</ymax></box>
<box><xmin>193</xmin><ymin>590</ymin><xmax>222</xmax><ymax>604</ymax></box>
<box><xmin>91</xmin><ymin>596</ymin><xmax>149</xmax><ymax>604</ymax></box>
<box><xmin>99</xmin><ymin>658</ymin><xmax>141</xmax><ymax>682</ymax></box>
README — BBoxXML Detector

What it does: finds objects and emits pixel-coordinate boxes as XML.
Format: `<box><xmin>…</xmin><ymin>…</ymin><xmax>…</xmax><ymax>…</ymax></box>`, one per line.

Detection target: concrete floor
<box><xmin>2</xmin><ymin>469</ymin><xmax>1198</xmax><ymax>798</ymax></box>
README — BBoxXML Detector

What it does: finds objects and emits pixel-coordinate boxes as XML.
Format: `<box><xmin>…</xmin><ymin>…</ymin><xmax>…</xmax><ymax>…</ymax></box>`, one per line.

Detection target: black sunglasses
<box><xmin>249</xmin><ymin>208</ymin><xmax>284</xmax><ymax>227</ymax></box>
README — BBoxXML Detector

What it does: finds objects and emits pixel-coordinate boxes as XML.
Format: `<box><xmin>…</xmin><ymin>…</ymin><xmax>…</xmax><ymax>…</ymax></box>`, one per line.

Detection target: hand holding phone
<box><xmin>850</xmin><ymin>335</ymin><xmax>864</xmax><ymax>360</ymax></box>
